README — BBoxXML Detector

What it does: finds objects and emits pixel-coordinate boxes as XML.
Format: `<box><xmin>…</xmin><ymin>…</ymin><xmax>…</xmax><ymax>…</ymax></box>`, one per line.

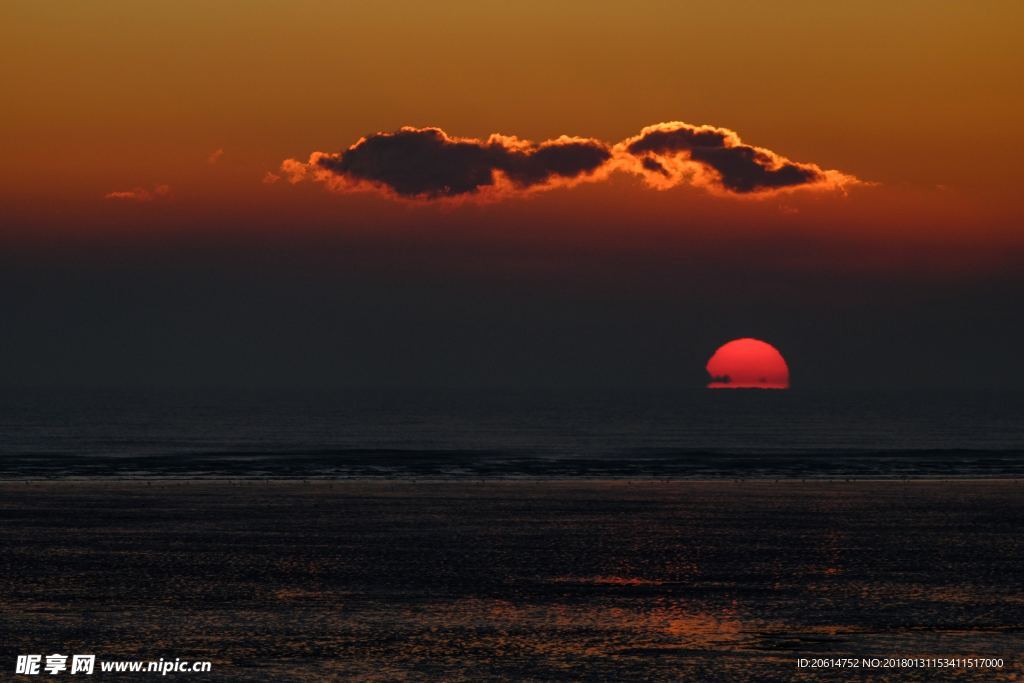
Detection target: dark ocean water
<box><xmin>3</xmin><ymin>481</ymin><xmax>1022</xmax><ymax>680</ymax></box>
<box><xmin>4</xmin><ymin>394</ymin><xmax>1024</xmax><ymax>680</ymax></box>
<box><xmin>1</xmin><ymin>388</ymin><xmax>1022</xmax><ymax>478</ymax></box>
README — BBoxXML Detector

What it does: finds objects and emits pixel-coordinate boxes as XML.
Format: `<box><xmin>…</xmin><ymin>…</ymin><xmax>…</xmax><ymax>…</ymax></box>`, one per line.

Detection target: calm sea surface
<box><xmin>0</xmin><ymin>388</ymin><xmax>1021</xmax><ymax>478</ymax></box>
<box><xmin>1</xmin><ymin>481</ymin><xmax>1021</xmax><ymax>681</ymax></box>
<box><xmin>2</xmin><ymin>392</ymin><xmax>1022</xmax><ymax>679</ymax></box>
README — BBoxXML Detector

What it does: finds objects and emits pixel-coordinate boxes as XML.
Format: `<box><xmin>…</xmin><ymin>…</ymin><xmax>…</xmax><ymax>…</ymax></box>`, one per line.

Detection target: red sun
<box><xmin>706</xmin><ymin>338</ymin><xmax>790</xmax><ymax>389</ymax></box>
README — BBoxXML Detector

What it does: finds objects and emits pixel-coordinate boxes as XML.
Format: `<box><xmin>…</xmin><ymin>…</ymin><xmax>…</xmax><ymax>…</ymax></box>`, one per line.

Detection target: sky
<box><xmin>2</xmin><ymin>1</ymin><xmax>1023</xmax><ymax>390</ymax></box>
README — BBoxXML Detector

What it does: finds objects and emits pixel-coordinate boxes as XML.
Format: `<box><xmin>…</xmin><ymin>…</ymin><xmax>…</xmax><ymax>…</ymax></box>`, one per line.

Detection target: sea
<box><xmin>1</xmin><ymin>387</ymin><xmax>1021</xmax><ymax>479</ymax></box>
<box><xmin>3</xmin><ymin>389</ymin><xmax>1022</xmax><ymax>679</ymax></box>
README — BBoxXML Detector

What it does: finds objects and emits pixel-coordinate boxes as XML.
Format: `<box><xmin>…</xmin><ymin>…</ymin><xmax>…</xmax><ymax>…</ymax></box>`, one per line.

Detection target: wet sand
<box><xmin>2</xmin><ymin>481</ymin><xmax>1022</xmax><ymax>681</ymax></box>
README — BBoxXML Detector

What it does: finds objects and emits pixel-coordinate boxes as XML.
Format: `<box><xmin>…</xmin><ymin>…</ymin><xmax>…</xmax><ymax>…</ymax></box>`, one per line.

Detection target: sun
<box><xmin>706</xmin><ymin>338</ymin><xmax>790</xmax><ymax>389</ymax></box>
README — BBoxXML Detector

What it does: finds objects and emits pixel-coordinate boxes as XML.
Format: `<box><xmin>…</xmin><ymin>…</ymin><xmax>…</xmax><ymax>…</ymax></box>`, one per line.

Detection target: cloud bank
<box><xmin>278</xmin><ymin>121</ymin><xmax>858</xmax><ymax>202</ymax></box>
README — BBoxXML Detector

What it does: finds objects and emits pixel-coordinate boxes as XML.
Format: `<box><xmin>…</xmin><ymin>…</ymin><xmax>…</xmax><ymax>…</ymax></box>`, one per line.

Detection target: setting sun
<box><xmin>706</xmin><ymin>338</ymin><xmax>790</xmax><ymax>389</ymax></box>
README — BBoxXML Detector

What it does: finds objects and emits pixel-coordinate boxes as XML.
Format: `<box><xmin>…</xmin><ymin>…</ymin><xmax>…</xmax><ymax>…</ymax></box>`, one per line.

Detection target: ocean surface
<box><xmin>3</xmin><ymin>392</ymin><xmax>1022</xmax><ymax>680</ymax></box>
<box><xmin>2</xmin><ymin>481</ymin><xmax>1021</xmax><ymax>681</ymax></box>
<box><xmin>1</xmin><ymin>388</ymin><xmax>1022</xmax><ymax>478</ymax></box>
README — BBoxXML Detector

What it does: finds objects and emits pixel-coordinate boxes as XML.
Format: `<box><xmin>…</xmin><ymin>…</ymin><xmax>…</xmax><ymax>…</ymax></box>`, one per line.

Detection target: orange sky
<box><xmin>3</xmin><ymin>2</ymin><xmax>1024</xmax><ymax>390</ymax></box>
<box><xmin>2</xmin><ymin>1</ymin><xmax>1023</xmax><ymax>253</ymax></box>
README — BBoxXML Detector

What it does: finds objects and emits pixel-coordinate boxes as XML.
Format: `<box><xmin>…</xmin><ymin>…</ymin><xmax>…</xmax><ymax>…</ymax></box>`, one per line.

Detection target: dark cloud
<box><xmin>689</xmin><ymin>145</ymin><xmax>819</xmax><ymax>193</ymax></box>
<box><xmin>640</xmin><ymin>156</ymin><xmax>669</xmax><ymax>176</ymax></box>
<box><xmin>626</xmin><ymin>126</ymin><xmax>732</xmax><ymax>154</ymax></box>
<box><xmin>623</xmin><ymin>122</ymin><xmax>827</xmax><ymax>194</ymax></box>
<box><xmin>279</xmin><ymin>122</ymin><xmax>856</xmax><ymax>201</ymax></box>
<box><xmin>312</xmin><ymin>127</ymin><xmax>611</xmax><ymax>199</ymax></box>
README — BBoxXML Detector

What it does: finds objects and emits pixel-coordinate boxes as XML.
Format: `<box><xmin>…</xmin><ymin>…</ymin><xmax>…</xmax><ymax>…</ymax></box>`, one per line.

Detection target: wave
<box><xmin>3</xmin><ymin>447</ymin><xmax>1023</xmax><ymax>480</ymax></box>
